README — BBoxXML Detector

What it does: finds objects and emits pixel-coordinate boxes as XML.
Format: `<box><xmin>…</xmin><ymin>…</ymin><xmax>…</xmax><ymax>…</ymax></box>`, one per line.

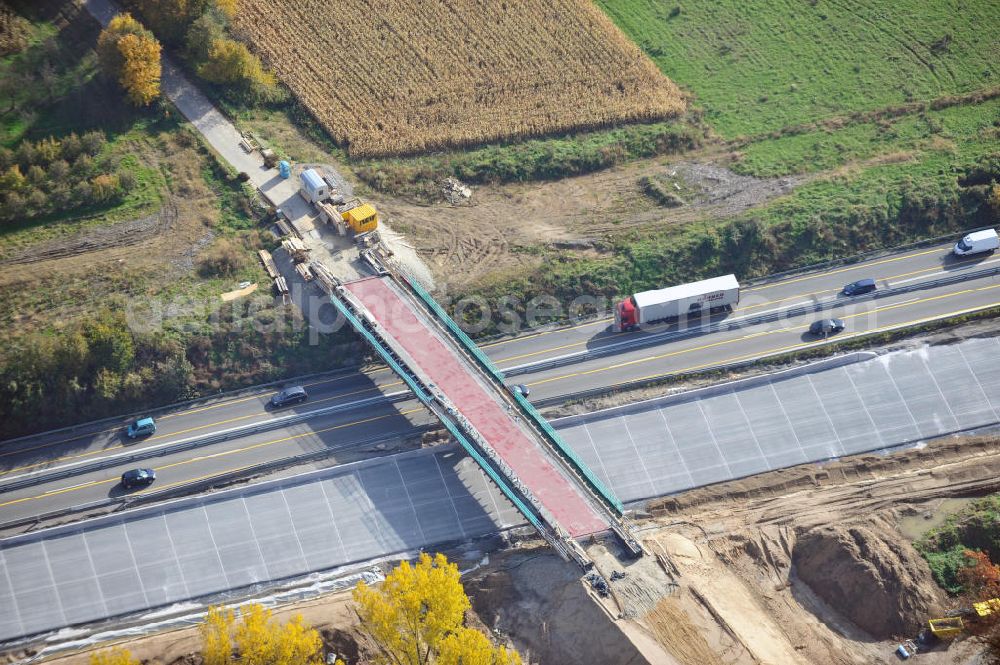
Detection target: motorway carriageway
<box><xmin>2</xmin><ymin>242</ymin><xmax>999</xmax><ymax>521</ymax></box>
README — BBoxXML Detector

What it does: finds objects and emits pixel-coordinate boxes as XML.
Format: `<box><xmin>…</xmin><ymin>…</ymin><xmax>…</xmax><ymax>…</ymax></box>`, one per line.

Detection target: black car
<box><xmin>809</xmin><ymin>318</ymin><xmax>845</xmax><ymax>336</ymax></box>
<box><xmin>509</xmin><ymin>384</ymin><xmax>530</xmax><ymax>399</ymax></box>
<box><xmin>121</xmin><ymin>468</ymin><xmax>156</xmax><ymax>489</ymax></box>
<box><xmin>270</xmin><ymin>385</ymin><xmax>308</xmax><ymax>408</ymax></box>
<box><xmin>842</xmin><ymin>278</ymin><xmax>877</xmax><ymax>296</ymax></box>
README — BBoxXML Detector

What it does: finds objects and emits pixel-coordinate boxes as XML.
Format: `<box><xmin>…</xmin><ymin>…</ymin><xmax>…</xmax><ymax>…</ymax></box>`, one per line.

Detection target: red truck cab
<box><xmin>616</xmin><ymin>297</ymin><xmax>639</xmax><ymax>331</ymax></box>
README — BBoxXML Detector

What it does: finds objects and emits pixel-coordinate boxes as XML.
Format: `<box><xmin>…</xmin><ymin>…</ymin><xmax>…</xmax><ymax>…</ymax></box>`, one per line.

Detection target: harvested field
<box><xmin>233</xmin><ymin>0</ymin><xmax>685</xmax><ymax>157</ymax></box>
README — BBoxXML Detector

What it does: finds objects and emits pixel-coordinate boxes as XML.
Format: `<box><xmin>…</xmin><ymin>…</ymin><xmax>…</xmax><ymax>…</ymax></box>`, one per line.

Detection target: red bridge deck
<box><xmin>344</xmin><ymin>276</ymin><xmax>608</xmax><ymax>537</ymax></box>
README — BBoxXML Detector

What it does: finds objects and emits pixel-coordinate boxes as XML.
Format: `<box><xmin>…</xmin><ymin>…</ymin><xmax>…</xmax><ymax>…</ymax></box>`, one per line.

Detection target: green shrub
<box><xmin>916</xmin><ymin>495</ymin><xmax>1000</xmax><ymax>594</ymax></box>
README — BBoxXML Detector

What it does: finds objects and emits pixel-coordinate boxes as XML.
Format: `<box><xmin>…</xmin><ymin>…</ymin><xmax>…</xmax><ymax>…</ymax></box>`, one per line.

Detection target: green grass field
<box><xmin>597</xmin><ymin>0</ymin><xmax>999</xmax><ymax>138</ymax></box>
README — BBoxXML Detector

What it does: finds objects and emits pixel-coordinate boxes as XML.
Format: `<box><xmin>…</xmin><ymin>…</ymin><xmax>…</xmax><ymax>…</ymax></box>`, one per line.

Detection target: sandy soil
<box><xmin>640</xmin><ymin>432</ymin><xmax>1000</xmax><ymax>665</ymax></box>
<box><xmin>377</xmin><ymin>154</ymin><xmax>804</xmax><ymax>290</ymax></box>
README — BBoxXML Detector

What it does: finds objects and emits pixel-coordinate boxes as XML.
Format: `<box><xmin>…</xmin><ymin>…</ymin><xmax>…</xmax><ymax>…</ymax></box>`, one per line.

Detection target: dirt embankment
<box><xmin>638</xmin><ymin>433</ymin><xmax>1000</xmax><ymax>664</ymax></box>
<box><xmin>793</xmin><ymin>516</ymin><xmax>944</xmax><ymax>639</ymax></box>
<box><xmin>466</xmin><ymin>549</ymin><xmax>654</xmax><ymax>665</ymax></box>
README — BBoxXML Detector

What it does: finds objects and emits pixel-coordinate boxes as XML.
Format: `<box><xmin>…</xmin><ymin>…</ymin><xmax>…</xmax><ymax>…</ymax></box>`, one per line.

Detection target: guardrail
<box><xmin>0</xmin><ymin>427</ymin><xmax>433</xmax><ymax>535</ymax></box>
<box><xmin>0</xmin><ymin>392</ymin><xmax>412</xmax><ymax>494</ymax></box>
<box><xmin>327</xmin><ymin>290</ymin><xmax>588</xmax><ymax>562</ymax></box>
<box><xmin>392</xmin><ymin>272</ymin><xmax>633</xmax><ymax>556</ymax></box>
<box><xmin>471</xmin><ymin>225</ymin><xmax>996</xmax><ymax>347</ymax></box>
<box><xmin>504</xmin><ymin>263</ymin><xmax>1000</xmax><ymax>378</ymax></box>
<box><xmin>0</xmin><ymin>365</ymin><xmax>365</xmax><ymax>449</ymax></box>
<box><xmin>532</xmin><ymin>300</ymin><xmax>1000</xmax><ymax>409</ymax></box>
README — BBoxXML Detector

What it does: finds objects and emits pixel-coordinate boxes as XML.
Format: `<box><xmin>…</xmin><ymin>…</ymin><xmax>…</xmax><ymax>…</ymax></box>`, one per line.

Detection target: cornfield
<box><xmin>233</xmin><ymin>0</ymin><xmax>685</xmax><ymax>158</ymax></box>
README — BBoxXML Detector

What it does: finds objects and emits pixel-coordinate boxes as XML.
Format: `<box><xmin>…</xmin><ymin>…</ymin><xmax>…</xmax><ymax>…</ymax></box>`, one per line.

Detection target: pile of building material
<box><xmin>257</xmin><ymin>249</ymin><xmax>279</xmax><ymax>278</ymax></box>
<box><xmin>257</xmin><ymin>249</ymin><xmax>290</xmax><ymax>303</ymax></box>
<box><xmin>442</xmin><ymin>177</ymin><xmax>472</xmax><ymax>204</ymax></box>
<box><xmin>238</xmin><ymin>131</ymin><xmax>260</xmax><ymax>153</ymax></box>
<box><xmin>294</xmin><ymin>262</ymin><xmax>314</xmax><ymax>281</ymax></box>
<box><xmin>281</xmin><ymin>237</ymin><xmax>310</xmax><ymax>262</ymax></box>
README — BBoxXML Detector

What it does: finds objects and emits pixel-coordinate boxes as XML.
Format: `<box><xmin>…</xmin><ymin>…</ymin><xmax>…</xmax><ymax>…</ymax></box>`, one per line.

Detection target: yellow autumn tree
<box><xmin>199</xmin><ymin>603</ymin><xmax>323</xmax><ymax>665</ymax></box>
<box><xmin>200</xmin><ymin>605</ymin><xmax>235</xmax><ymax>665</ymax></box>
<box><xmin>198</xmin><ymin>37</ymin><xmax>274</xmax><ymax>89</ymax></box>
<box><xmin>437</xmin><ymin>628</ymin><xmax>522</xmax><ymax>665</ymax></box>
<box><xmin>97</xmin><ymin>14</ymin><xmax>162</xmax><ymax>106</ymax></box>
<box><xmin>214</xmin><ymin>0</ymin><xmax>237</xmax><ymax>18</ymax></box>
<box><xmin>97</xmin><ymin>13</ymin><xmax>149</xmax><ymax>75</ymax></box>
<box><xmin>89</xmin><ymin>647</ymin><xmax>140</xmax><ymax>665</ymax></box>
<box><xmin>354</xmin><ymin>553</ymin><xmax>520</xmax><ymax>665</ymax></box>
<box><xmin>117</xmin><ymin>33</ymin><xmax>161</xmax><ymax>106</ymax></box>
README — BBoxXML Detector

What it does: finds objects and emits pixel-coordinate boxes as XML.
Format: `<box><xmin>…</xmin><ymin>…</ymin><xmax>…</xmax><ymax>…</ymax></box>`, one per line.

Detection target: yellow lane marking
<box><xmin>491</xmin><ymin>255</ymin><xmax>992</xmax><ymax>364</ymax></box>
<box><xmin>525</xmin><ymin>284</ymin><xmax>1000</xmax><ymax>388</ymax></box>
<box><xmin>0</xmin><ymin>368</ymin><xmax>398</xmax><ymax>460</ymax></box>
<box><xmin>0</xmin><ymin>407</ymin><xmax>424</xmax><ymax>509</ymax></box>
<box><xmin>743</xmin><ymin>247</ymin><xmax>944</xmax><ymax>292</ymax></box>
<box><xmin>479</xmin><ymin>317</ymin><xmax>612</xmax><ymax>349</ymax></box>
<box><xmin>618</xmin><ymin>295</ymin><xmax>1000</xmax><ymax>386</ymax></box>
<box><xmin>0</xmin><ymin>381</ymin><xmax>406</xmax><ymax>477</ymax></box>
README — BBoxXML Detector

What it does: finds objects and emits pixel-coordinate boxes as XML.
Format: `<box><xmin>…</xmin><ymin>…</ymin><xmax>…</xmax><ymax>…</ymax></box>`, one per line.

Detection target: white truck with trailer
<box><xmin>614</xmin><ymin>274</ymin><xmax>741</xmax><ymax>332</ymax></box>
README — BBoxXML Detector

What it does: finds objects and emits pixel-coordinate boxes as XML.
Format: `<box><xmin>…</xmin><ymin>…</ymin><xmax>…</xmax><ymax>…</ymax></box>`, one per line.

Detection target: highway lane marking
<box><xmin>479</xmin><ymin>318</ymin><xmax>612</xmax><ymax>349</ymax></box>
<box><xmin>743</xmin><ymin>246</ymin><xmax>945</xmax><ymax>292</ymax></box>
<box><xmin>0</xmin><ymin>245</ymin><xmax>981</xmax><ymax>462</ymax></box>
<box><xmin>0</xmin><ymin>407</ymin><xmax>426</xmax><ymax>509</ymax></box>
<box><xmin>479</xmin><ymin>247</ymin><xmax>949</xmax><ymax>348</ymax></box>
<box><xmin>525</xmin><ymin>284</ymin><xmax>1000</xmax><ymax>387</ymax></box>
<box><xmin>617</xmin><ymin>295</ymin><xmax>1000</xmax><ymax>387</ymax></box>
<box><xmin>0</xmin><ymin>381</ymin><xmax>408</xmax><ymax>478</ymax></box>
<box><xmin>7</xmin><ymin>289</ymin><xmax>998</xmax><ymax>510</ymax></box>
<box><xmin>0</xmin><ymin>370</ymin><xmax>391</xmax><ymax>459</ymax></box>
<box><xmin>482</xmin><ymin>257</ymin><xmax>1000</xmax><ymax>364</ymax></box>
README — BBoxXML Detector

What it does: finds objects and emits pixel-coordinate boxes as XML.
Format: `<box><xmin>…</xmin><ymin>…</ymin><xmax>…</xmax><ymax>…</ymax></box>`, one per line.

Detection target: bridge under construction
<box><xmin>331</xmin><ymin>258</ymin><xmax>641</xmax><ymax>566</ymax></box>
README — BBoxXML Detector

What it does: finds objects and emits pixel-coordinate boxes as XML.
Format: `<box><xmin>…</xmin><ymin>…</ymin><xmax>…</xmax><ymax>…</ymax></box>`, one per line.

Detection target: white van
<box><xmin>954</xmin><ymin>228</ymin><xmax>999</xmax><ymax>256</ymax></box>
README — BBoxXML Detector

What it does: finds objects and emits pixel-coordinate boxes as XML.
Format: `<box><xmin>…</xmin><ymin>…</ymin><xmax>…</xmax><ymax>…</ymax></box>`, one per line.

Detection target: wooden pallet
<box><xmin>257</xmin><ymin>250</ymin><xmax>279</xmax><ymax>279</ymax></box>
<box><xmin>295</xmin><ymin>262</ymin><xmax>314</xmax><ymax>281</ymax></box>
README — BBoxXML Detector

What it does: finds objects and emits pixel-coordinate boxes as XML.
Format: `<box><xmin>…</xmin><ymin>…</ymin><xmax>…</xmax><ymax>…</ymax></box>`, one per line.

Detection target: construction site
<box><xmin>2</xmin><ymin>0</ymin><xmax>1000</xmax><ymax>664</ymax></box>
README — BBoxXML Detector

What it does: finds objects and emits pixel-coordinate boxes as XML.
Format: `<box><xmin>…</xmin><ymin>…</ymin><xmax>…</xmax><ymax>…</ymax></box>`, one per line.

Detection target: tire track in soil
<box><xmin>0</xmin><ymin>199</ymin><xmax>178</xmax><ymax>266</ymax></box>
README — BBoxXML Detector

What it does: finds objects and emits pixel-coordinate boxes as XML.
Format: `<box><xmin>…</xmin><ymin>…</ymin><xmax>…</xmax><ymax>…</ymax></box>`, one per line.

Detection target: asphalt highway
<box><xmin>3</xmin><ymin>239</ymin><xmax>999</xmax><ymax>523</ymax></box>
<box><xmin>484</xmin><ymin>238</ymin><xmax>1000</xmax><ymax>370</ymax></box>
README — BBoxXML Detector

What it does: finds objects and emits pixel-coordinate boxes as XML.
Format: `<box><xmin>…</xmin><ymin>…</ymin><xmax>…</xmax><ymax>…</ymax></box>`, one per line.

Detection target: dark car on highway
<box><xmin>809</xmin><ymin>318</ymin><xmax>846</xmax><ymax>337</ymax></box>
<box><xmin>270</xmin><ymin>385</ymin><xmax>308</xmax><ymax>408</ymax></box>
<box><xmin>121</xmin><ymin>468</ymin><xmax>156</xmax><ymax>489</ymax></box>
<box><xmin>841</xmin><ymin>278</ymin><xmax>877</xmax><ymax>297</ymax></box>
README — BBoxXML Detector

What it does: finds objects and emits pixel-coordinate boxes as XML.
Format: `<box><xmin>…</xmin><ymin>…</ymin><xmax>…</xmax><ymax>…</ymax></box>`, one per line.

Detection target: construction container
<box><xmin>299</xmin><ymin>168</ymin><xmax>329</xmax><ymax>203</ymax></box>
<box><xmin>341</xmin><ymin>202</ymin><xmax>379</xmax><ymax>234</ymax></box>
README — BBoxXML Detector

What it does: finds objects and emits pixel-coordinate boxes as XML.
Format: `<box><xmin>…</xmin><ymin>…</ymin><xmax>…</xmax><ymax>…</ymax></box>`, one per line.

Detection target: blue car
<box><xmin>126</xmin><ymin>417</ymin><xmax>156</xmax><ymax>439</ymax></box>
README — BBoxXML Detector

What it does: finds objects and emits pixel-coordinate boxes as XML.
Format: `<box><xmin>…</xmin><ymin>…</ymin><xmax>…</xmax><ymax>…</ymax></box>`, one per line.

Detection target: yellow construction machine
<box><xmin>927</xmin><ymin>597</ymin><xmax>1000</xmax><ymax>640</ymax></box>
